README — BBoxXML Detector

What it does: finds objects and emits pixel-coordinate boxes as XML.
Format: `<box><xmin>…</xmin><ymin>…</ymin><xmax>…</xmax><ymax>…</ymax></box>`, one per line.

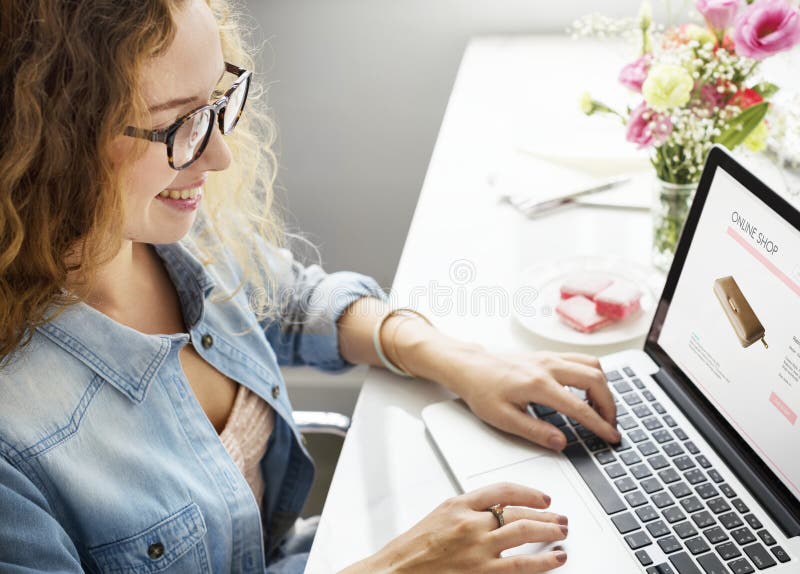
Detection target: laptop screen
<box><xmin>656</xmin><ymin>162</ymin><xmax>800</xmax><ymax>503</ymax></box>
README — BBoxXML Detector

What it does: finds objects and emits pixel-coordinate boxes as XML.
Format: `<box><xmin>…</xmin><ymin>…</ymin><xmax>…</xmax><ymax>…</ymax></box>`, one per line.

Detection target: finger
<box><xmin>536</xmin><ymin>376</ymin><xmax>621</xmax><ymax>444</ymax></box>
<box><xmin>489</xmin><ymin>519</ymin><xmax>567</xmax><ymax>553</ymax></box>
<box><xmin>547</xmin><ymin>358</ymin><xmax>617</xmax><ymax>427</ymax></box>
<box><xmin>557</xmin><ymin>352</ymin><xmax>603</xmax><ymax>369</ymax></box>
<box><xmin>486</xmin><ymin>506</ymin><xmax>568</xmax><ymax>531</ymax></box>
<box><xmin>464</xmin><ymin>482</ymin><xmax>551</xmax><ymax>512</ymax></box>
<box><xmin>491</xmin><ymin>549</ymin><xmax>568</xmax><ymax>574</ymax></box>
<box><xmin>502</xmin><ymin>405</ymin><xmax>569</xmax><ymax>451</ymax></box>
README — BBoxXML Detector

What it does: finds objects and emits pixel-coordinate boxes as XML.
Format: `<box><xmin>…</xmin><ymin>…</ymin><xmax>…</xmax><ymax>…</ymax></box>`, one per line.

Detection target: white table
<box><xmin>304</xmin><ymin>36</ymin><xmax>798</xmax><ymax>572</ymax></box>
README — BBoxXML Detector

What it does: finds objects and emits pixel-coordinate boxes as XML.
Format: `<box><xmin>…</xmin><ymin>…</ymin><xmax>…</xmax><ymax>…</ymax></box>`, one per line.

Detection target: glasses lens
<box><xmin>173</xmin><ymin>108</ymin><xmax>212</xmax><ymax>167</ymax></box>
<box><xmin>222</xmin><ymin>77</ymin><xmax>248</xmax><ymax>133</ymax></box>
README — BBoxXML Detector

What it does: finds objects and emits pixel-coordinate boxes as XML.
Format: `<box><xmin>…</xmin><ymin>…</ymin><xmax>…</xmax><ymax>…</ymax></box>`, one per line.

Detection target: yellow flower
<box><xmin>579</xmin><ymin>91</ymin><xmax>594</xmax><ymax>114</ymax></box>
<box><xmin>685</xmin><ymin>24</ymin><xmax>716</xmax><ymax>47</ymax></box>
<box><xmin>744</xmin><ymin>120</ymin><xmax>768</xmax><ymax>152</ymax></box>
<box><xmin>642</xmin><ymin>64</ymin><xmax>694</xmax><ymax>112</ymax></box>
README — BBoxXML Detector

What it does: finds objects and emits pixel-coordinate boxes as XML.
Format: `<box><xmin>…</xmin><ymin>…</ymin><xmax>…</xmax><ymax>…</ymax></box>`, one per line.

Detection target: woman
<box><xmin>0</xmin><ymin>1</ymin><xmax>621</xmax><ymax>572</ymax></box>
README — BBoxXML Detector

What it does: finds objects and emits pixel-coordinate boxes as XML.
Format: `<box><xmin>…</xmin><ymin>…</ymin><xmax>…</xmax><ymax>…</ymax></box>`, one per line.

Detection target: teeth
<box><xmin>159</xmin><ymin>187</ymin><xmax>200</xmax><ymax>200</ymax></box>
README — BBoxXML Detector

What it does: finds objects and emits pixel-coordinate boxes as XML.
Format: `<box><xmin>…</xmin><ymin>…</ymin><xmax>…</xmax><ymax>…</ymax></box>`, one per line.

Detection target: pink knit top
<box><xmin>218</xmin><ymin>384</ymin><xmax>275</xmax><ymax>508</ymax></box>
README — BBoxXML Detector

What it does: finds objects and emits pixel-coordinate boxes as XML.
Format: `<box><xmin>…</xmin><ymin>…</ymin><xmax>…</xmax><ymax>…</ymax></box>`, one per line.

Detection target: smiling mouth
<box><xmin>158</xmin><ymin>187</ymin><xmax>201</xmax><ymax>200</ymax></box>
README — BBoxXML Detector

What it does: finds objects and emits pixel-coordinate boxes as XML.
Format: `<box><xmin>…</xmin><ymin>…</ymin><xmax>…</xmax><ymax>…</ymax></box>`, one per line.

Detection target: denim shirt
<box><xmin>0</xmin><ymin>232</ymin><xmax>386</xmax><ymax>573</ymax></box>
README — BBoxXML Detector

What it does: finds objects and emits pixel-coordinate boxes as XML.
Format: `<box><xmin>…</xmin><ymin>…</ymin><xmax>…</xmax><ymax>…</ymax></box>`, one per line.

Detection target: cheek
<box><xmin>110</xmin><ymin>137</ymin><xmax>177</xmax><ymax>200</ymax></box>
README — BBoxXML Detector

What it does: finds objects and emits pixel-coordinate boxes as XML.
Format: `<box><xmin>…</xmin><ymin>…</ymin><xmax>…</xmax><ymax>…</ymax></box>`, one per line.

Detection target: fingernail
<box><xmin>560</xmin><ymin>525</ymin><xmax>568</xmax><ymax>537</ymax></box>
<box><xmin>542</xmin><ymin>494</ymin><xmax>551</xmax><ymax>506</ymax></box>
<box><xmin>548</xmin><ymin>434</ymin><xmax>564</xmax><ymax>450</ymax></box>
<box><xmin>555</xmin><ymin>551</ymin><xmax>568</xmax><ymax>564</ymax></box>
<box><xmin>557</xmin><ymin>514</ymin><xmax>569</xmax><ymax>525</ymax></box>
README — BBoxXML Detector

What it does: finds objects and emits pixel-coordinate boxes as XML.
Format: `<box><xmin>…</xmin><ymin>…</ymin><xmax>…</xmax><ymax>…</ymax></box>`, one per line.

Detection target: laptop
<box><xmin>422</xmin><ymin>145</ymin><xmax>800</xmax><ymax>574</ymax></box>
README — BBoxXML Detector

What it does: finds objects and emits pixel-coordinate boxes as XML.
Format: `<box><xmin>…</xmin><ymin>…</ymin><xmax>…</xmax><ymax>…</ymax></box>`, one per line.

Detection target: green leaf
<box><xmin>752</xmin><ymin>82</ymin><xmax>779</xmax><ymax>99</ymax></box>
<box><xmin>714</xmin><ymin>102</ymin><xmax>769</xmax><ymax>150</ymax></box>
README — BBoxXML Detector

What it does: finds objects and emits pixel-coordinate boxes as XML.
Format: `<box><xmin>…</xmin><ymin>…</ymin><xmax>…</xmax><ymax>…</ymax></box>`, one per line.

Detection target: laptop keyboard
<box><xmin>530</xmin><ymin>366</ymin><xmax>792</xmax><ymax>574</ymax></box>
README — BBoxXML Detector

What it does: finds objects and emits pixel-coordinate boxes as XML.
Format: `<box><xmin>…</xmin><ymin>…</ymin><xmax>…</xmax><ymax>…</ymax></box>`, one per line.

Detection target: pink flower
<box><xmin>733</xmin><ymin>0</ymin><xmax>800</xmax><ymax>60</ymax></box>
<box><xmin>618</xmin><ymin>56</ymin><xmax>651</xmax><ymax>92</ymax></box>
<box><xmin>699</xmin><ymin>83</ymin><xmax>726</xmax><ymax>108</ymax></box>
<box><xmin>626</xmin><ymin>102</ymin><xmax>673</xmax><ymax>148</ymax></box>
<box><xmin>695</xmin><ymin>0</ymin><xmax>740</xmax><ymax>33</ymax></box>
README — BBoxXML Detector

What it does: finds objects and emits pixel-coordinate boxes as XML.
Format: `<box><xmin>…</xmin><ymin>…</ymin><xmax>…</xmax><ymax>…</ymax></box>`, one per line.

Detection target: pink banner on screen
<box><xmin>726</xmin><ymin>227</ymin><xmax>800</xmax><ymax>297</ymax></box>
<box><xmin>769</xmin><ymin>392</ymin><xmax>797</xmax><ymax>425</ymax></box>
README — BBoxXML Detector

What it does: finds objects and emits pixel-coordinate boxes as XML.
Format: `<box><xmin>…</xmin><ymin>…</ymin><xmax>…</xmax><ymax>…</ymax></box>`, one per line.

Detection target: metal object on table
<box><xmin>293</xmin><ymin>411</ymin><xmax>351</xmax><ymax>438</ymax></box>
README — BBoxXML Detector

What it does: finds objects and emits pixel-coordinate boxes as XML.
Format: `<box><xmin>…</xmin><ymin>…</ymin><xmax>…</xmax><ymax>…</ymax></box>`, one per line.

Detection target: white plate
<box><xmin>513</xmin><ymin>256</ymin><xmax>664</xmax><ymax>347</ymax></box>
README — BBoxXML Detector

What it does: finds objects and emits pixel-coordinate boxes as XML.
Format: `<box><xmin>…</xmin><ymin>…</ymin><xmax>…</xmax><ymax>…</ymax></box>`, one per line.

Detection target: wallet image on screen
<box><xmin>713</xmin><ymin>276</ymin><xmax>768</xmax><ymax>349</ymax></box>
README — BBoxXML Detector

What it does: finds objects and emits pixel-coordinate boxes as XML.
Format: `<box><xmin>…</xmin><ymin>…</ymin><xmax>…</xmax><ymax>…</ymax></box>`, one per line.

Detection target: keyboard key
<box><xmin>707</xmin><ymin>469</ymin><xmax>723</xmax><ymax>483</ymax></box>
<box><xmin>632</xmin><ymin>377</ymin><xmax>645</xmax><ymax>389</ymax></box>
<box><xmin>647</xmin><ymin>520</ymin><xmax>671</xmax><ymax>537</ymax></box>
<box><xmin>634</xmin><ymin>404</ymin><xmax>654</xmax><ymax>418</ymax></box>
<box><xmin>623</xmin><ymin>366</ymin><xmax>636</xmax><ymax>377</ymax></box>
<box><xmin>542</xmin><ymin>412</ymin><xmax>567</xmax><ymax>427</ymax></box>
<box><xmin>674</xmin><ymin>456</ymin><xmax>696</xmax><ymax>471</ymax></box>
<box><xmin>692</xmin><ymin>511</ymin><xmax>715</xmax><ymax>528</ymax></box>
<box><xmin>731</xmin><ymin>498</ymin><xmax>749</xmax><ymax>514</ymax></box>
<box><xmin>641</xmin><ymin>478</ymin><xmax>663</xmax><ymax>494</ymax></box>
<box><xmin>653</xmin><ymin>402</ymin><xmax>667</xmax><ymax>415</ymax></box>
<box><xmin>637</xmin><ymin>505</ymin><xmax>660</xmax><ymax>522</ymax></box>
<box><xmin>656</xmin><ymin>564</ymin><xmax>677</xmax><ymax>574</ymax></box>
<box><xmin>707</xmin><ymin>498</ymin><xmax>731</xmax><ymax>514</ymax></box>
<box><xmin>624</xmin><ymin>393</ymin><xmax>643</xmax><ymax>406</ymax></box>
<box><xmin>604</xmin><ymin>463</ymin><xmax>627</xmax><ymax>479</ymax></box>
<box><xmin>695</xmin><ymin>454</ymin><xmax>711</xmax><ymax>468</ymax></box>
<box><xmin>648</xmin><ymin>455</ymin><xmax>670</xmax><ymax>470</ymax></box>
<box><xmin>636</xmin><ymin>549</ymin><xmax>653</xmax><ymax>566</ymax></box>
<box><xmin>685</xmin><ymin>469</ymin><xmax>706</xmax><ymax>485</ymax></box>
<box><xmin>632</xmin><ymin>464</ymin><xmax>653</xmax><ymax>479</ymax></box>
<box><xmin>744</xmin><ymin>514</ymin><xmax>762</xmax><ymax>530</ymax></box>
<box><xmin>653</xmin><ymin>430</ymin><xmax>673</xmax><ymax>444</ymax></box>
<box><xmin>719</xmin><ymin>483</ymin><xmax>736</xmax><ymax>498</ymax></box>
<box><xmin>605</xmin><ymin>370</ymin><xmax>623</xmax><ymax>382</ymax></box>
<box><xmin>611</xmin><ymin>512</ymin><xmax>640</xmax><ymax>534</ymax></box>
<box><xmin>756</xmin><ymin>530</ymin><xmax>776</xmax><ymax>546</ymax></box>
<box><xmin>614</xmin><ymin>380</ymin><xmax>633</xmax><ymax>394</ymax></box>
<box><xmin>663</xmin><ymin>506</ymin><xmax>686</xmax><ymax>524</ymax></box>
<box><xmin>684</xmin><ymin>440</ymin><xmax>699</xmax><ymax>453</ymax></box>
<box><xmin>584</xmin><ymin>437</ymin><xmax>606</xmax><ymax>453</ymax></box>
<box><xmin>531</xmin><ymin>403</ymin><xmax>556</xmax><ymax>417</ymax></box>
<box><xmin>616</xmin><ymin>404</ymin><xmax>628</xmax><ymax>417</ymax></box>
<box><xmin>626</xmin><ymin>490</ymin><xmax>649</xmax><ymax>507</ymax></box>
<box><xmin>664</xmin><ymin>442</ymin><xmax>685</xmax><ymax>457</ymax></box>
<box><xmin>719</xmin><ymin>512</ymin><xmax>743</xmax><ymax>530</ymax></box>
<box><xmin>742</xmin><ymin>542</ymin><xmax>777</xmax><ymax>570</ymax></box>
<box><xmin>621</xmin><ymin>450</ymin><xmax>642</xmax><ymax>465</ymax></box>
<box><xmin>716</xmin><ymin>541</ymin><xmax>742</xmax><ymax>560</ymax></box>
<box><xmin>674</xmin><ymin>521</ymin><xmax>697</xmax><ymax>539</ymax></box>
<box><xmin>674</xmin><ymin>427</ymin><xmax>688</xmax><ymax>440</ymax></box>
<box><xmin>562</xmin><ymin>426</ymin><xmax>578</xmax><ymax>444</ymax></box>
<box><xmin>658</xmin><ymin>469</ymin><xmax>681</xmax><ymax>484</ymax></box>
<box><xmin>643</xmin><ymin>390</ymin><xmax>656</xmax><ymax>402</ymax></box>
<box><xmin>615</xmin><ymin>477</ymin><xmax>637</xmax><ymax>493</ymax></box>
<box><xmin>625</xmin><ymin>530</ymin><xmax>653</xmax><ymax>550</ymax></box>
<box><xmin>595</xmin><ymin>450</ymin><xmax>616</xmax><ymax>465</ymax></box>
<box><xmin>669</xmin><ymin>482</ymin><xmax>692</xmax><ymax>498</ymax></box>
<box><xmin>686</xmin><ymin>536</ymin><xmax>710</xmax><ymax>555</ymax></box>
<box><xmin>703</xmin><ymin>526</ymin><xmax>728</xmax><ymax>544</ymax></box>
<box><xmin>680</xmin><ymin>496</ymin><xmax>703</xmax><ymax>513</ymax></box>
<box><xmin>652</xmin><ymin>492</ymin><xmax>674</xmax><ymax>508</ymax></box>
<box><xmin>731</xmin><ymin>527</ymin><xmax>756</xmax><ymax>545</ymax></box>
<box><xmin>575</xmin><ymin>425</ymin><xmax>594</xmax><ymax>439</ymax></box>
<box><xmin>628</xmin><ymin>429</ymin><xmax>648</xmax><ymax>443</ymax></box>
<box><xmin>562</xmin><ymin>444</ymin><xmax>626</xmax><ymax>514</ymax></box>
<box><xmin>668</xmin><ymin>552</ymin><xmax>702</xmax><ymax>574</ymax></box>
<box><xmin>695</xmin><ymin>484</ymin><xmax>718</xmax><ymax>500</ymax></box>
<box><xmin>770</xmin><ymin>546</ymin><xmax>789</xmax><ymax>563</ymax></box>
<box><xmin>697</xmin><ymin>552</ymin><xmax>728</xmax><ymax>574</ymax></box>
<box><xmin>639</xmin><ymin>441</ymin><xmax>659</xmax><ymax>456</ymax></box>
<box><xmin>658</xmin><ymin>535</ymin><xmax>682</xmax><ymax>554</ymax></box>
<box><xmin>612</xmin><ymin>438</ymin><xmax>632</xmax><ymax>452</ymax></box>
<box><xmin>663</xmin><ymin>415</ymin><xmax>677</xmax><ymax>427</ymax></box>
<box><xmin>728</xmin><ymin>558</ymin><xmax>755</xmax><ymax>574</ymax></box>
<box><xmin>618</xmin><ymin>416</ymin><xmax>638</xmax><ymax>430</ymax></box>
<box><xmin>644</xmin><ymin>417</ymin><xmax>663</xmax><ymax>431</ymax></box>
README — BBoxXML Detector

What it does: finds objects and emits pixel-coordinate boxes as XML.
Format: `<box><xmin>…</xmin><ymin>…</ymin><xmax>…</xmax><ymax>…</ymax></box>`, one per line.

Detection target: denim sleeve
<box><xmin>0</xmin><ymin>457</ymin><xmax>82</xmax><ymax>572</ymax></box>
<box><xmin>259</xmin><ymin>245</ymin><xmax>389</xmax><ymax>373</ymax></box>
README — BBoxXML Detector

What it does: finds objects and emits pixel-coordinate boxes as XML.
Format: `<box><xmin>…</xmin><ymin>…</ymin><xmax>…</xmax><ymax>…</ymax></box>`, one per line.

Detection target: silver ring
<box><xmin>489</xmin><ymin>504</ymin><xmax>505</xmax><ymax>528</ymax></box>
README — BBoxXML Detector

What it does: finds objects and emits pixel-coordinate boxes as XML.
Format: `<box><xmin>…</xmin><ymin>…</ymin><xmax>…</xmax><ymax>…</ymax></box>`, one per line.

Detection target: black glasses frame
<box><xmin>123</xmin><ymin>62</ymin><xmax>252</xmax><ymax>170</ymax></box>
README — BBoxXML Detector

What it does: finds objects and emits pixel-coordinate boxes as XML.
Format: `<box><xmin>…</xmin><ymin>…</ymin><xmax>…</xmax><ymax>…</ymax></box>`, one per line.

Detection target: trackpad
<box><xmin>462</xmin><ymin>456</ymin><xmax>637</xmax><ymax>572</ymax></box>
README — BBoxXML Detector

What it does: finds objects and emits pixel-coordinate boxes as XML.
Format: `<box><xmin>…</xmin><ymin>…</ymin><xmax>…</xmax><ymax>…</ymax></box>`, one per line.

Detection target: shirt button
<box><xmin>201</xmin><ymin>334</ymin><xmax>213</xmax><ymax>349</ymax></box>
<box><xmin>147</xmin><ymin>542</ymin><xmax>164</xmax><ymax>559</ymax></box>
<box><xmin>271</xmin><ymin>385</ymin><xmax>280</xmax><ymax>399</ymax></box>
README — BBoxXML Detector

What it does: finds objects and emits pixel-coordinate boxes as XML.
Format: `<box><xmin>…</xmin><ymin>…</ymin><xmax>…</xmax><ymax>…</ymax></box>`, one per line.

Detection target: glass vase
<box><xmin>651</xmin><ymin>178</ymin><xmax>697</xmax><ymax>272</ymax></box>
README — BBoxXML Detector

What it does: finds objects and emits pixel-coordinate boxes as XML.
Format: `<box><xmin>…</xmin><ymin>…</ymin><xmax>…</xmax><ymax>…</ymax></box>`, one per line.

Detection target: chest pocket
<box><xmin>87</xmin><ymin>502</ymin><xmax>211</xmax><ymax>574</ymax></box>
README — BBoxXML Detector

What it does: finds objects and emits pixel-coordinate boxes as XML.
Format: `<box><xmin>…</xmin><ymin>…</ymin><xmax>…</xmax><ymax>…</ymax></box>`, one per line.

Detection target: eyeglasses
<box><xmin>123</xmin><ymin>62</ymin><xmax>252</xmax><ymax>170</ymax></box>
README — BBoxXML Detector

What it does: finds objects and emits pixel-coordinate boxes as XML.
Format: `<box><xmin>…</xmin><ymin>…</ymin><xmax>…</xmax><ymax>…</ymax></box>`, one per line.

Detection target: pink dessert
<box><xmin>594</xmin><ymin>281</ymin><xmax>642</xmax><ymax>320</ymax></box>
<box><xmin>556</xmin><ymin>295</ymin><xmax>615</xmax><ymax>333</ymax></box>
<box><xmin>559</xmin><ymin>273</ymin><xmax>613</xmax><ymax>300</ymax></box>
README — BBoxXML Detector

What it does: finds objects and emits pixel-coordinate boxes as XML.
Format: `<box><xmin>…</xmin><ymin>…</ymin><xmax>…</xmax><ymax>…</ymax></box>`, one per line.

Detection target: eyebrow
<box><xmin>148</xmin><ymin>66</ymin><xmax>227</xmax><ymax>113</ymax></box>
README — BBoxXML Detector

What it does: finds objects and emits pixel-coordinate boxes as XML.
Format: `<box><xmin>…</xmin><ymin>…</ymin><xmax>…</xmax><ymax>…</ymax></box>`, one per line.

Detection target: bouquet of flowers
<box><xmin>578</xmin><ymin>0</ymin><xmax>800</xmax><ymax>268</ymax></box>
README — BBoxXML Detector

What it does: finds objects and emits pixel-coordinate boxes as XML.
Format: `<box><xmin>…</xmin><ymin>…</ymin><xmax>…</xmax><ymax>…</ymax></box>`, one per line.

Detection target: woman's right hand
<box><xmin>340</xmin><ymin>482</ymin><xmax>569</xmax><ymax>574</ymax></box>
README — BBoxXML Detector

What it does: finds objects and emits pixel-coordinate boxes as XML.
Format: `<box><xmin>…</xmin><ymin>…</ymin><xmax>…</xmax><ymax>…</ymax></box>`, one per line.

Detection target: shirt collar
<box><xmin>35</xmin><ymin>240</ymin><xmax>217</xmax><ymax>403</ymax></box>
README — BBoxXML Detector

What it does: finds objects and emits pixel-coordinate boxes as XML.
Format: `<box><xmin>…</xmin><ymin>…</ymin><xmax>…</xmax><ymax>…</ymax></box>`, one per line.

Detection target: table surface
<box><xmin>304</xmin><ymin>35</ymin><xmax>799</xmax><ymax>572</ymax></box>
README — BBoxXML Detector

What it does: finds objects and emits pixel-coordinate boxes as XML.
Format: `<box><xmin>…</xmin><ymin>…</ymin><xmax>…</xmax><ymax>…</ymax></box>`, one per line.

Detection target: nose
<box><xmin>196</xmin><ymin>122</ymin><xmax>232</xmax><ymax>173</ymax></box>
